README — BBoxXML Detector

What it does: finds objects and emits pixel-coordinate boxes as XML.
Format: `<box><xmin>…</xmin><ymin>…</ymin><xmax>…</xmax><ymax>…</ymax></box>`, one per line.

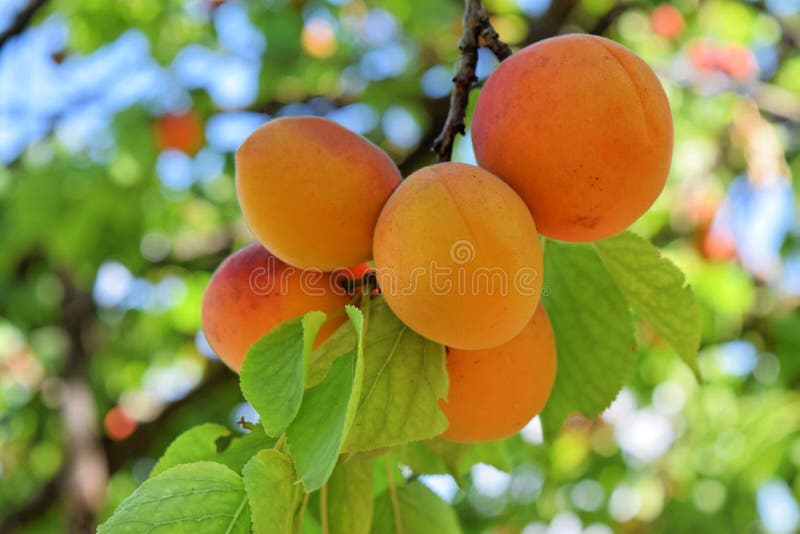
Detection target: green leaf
<box><xmin>342</xmin><ymin>305</ymin><xmax>367</xmax><ymax>437</ymax></box>
<box><xmin>593</xmin><ymin>231</ymin><xmax>702</xmax><ymax>379</ymax></box>
<box><xmin>372</xmin><ymin>481</ymin><xmax>462</xmax><ymax>534</ymax></box>
<box><xmin>308</xmin><ymin>317</ymin><xmax>359</xmax><ymax>387</ymax></box>
<box><xmin>242</xmin><ymin>450</ymin><xmax>297</xmax><ymax>534</ymax></box>
<box><xmin>287</xmin><ymin>307</ymin><xmax>365</xmax><ymax>491</ymax></box>
<box><xmin>240</xmin><ymin>311</ymin><xmax>327</xmax><ymax>437</ymax></box>
<box><xmin>150</xmin><ymin>423</ymin><xmax>275</xmax><ymax>478</ymax></box>
<box><xmin>540</xmin><ymin>241</ymin><xmax>636</xmax><ymax>439</ymax></box>
<box><xmin>344</xmin><ymin>297</ymin><xmax>449</xmax><ymax>453</ymax></box>
<box><xmin>98</xmin><ymin>462</ymin><xmax>250</xmax><ymax>534</ymax></box>
<box><xmin>326</xmin><ymin>456</ymin><xmax>374</xmax><ymax>534</ymax></box>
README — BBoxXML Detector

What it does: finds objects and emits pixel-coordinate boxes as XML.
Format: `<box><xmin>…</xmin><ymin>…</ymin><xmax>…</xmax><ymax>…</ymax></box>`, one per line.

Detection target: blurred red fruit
<box><xmin>701</xmin><ymin>229</ymin><xmax>737</xmax><ymax>261</ymax></box>
<box><xmin>686</xmin><ymin>195</ymin><xmax>719</xmax><ymax>227</ymax></box>
<box><xmin>104</xmin><ymin>406</ymin><xmax>137</xmax><ymax>441</ymax></box>
<box><xmin>651</xmin><ymin>4</ymin><xmax>685</xmax><ymax>39</ymax></box>
<box><xmin>719</xmin><ymin>43</ymin><xmax>759</xmax><ymax>80</ymax></box>
<box><xmin>155</xmin><ymin>111</ymin><xmax>204</xmax><ymax>155</ymax></box>
<box><xmin>687</xmin><ymin>39</ymin><xmax>720</xmax><ymax>71</ymax></box>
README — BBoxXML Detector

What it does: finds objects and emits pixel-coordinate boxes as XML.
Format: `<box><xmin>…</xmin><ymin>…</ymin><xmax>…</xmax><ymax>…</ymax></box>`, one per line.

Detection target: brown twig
<box><xmin>0</xmin><ymin>0</ymin><xmax>48</xmax><ymax>51</ymax></box>
<box><xmin>432</xmin><ymin>0</ymin><xmax>511</xmax><ymax>162</ymax></box>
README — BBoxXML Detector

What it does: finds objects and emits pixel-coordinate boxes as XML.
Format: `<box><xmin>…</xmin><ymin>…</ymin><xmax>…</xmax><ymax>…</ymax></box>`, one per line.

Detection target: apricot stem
<box><xmin>385</xmin><ymin>457</ymin><xmax>403</xmax><ymax>534</ymax></box>
<box><xmin>295</xmin><ymin>492</ymin><xmax>309</xmax><ymax>534</ymax></box>
<box><xmin>320</xmin><ymin>483</ymin><xmax>329</xmax><ymax>534</ymax></box>
<box><xmin>432</xmin><ymin>0</ymin><xmax>511</xmax><ymax>162</ymax></box>
<box><xmin>336</xmin><ymin>271</ymin><xmax>378</xmax><ymax>293</ymax></box>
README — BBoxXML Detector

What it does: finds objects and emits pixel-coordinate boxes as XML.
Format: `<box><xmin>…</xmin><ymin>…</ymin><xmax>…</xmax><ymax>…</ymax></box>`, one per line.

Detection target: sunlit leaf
<box><xmin>326</xmin><ymin>456</ymin><xmax>374</xmax><ymax>534</ymax></box>
<box><xmin>240</xmin><ymin>311</ymin><xmax>326</xmax><ymax>437</ymax></box>
<box><xmin>343</xmin><ymin>297</ymin><xmax>449</xmax><ymax>453</ymax></box>
<box><xmin>287</xmin><ymin>306</ymin><xmax>365</xmax><ymax>491</ymax></box>
<box><xmin>243</xmin><ymin>450</ymin><xmax>296</xmax><ymax>534</ymax></box>
<box><xmin>594</xmin><ymin>231</ymin><xmax>701</xmax><ymax>379</ymax></box>
<box><xmin>150</xmin><ymin>423</ymin><xmax>275</xmax><ymax>477</ymax></box>
<box><xmin>98</xmin><ymin>462</ymin><xmax>249</xmax><ymax>534</ymax></box>
<box><xmin>540</xmin><ymin>241</ymin><xmax>636</xmax><ymax>438</ymax></box>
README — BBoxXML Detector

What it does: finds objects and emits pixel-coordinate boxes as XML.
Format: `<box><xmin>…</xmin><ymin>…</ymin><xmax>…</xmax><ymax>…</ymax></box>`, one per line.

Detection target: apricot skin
<box><xmin>472</xmin><ymin>34</ymin><xmax>673</xmax><ymax>242</ymax></box>
<box><xmin>373</xmin><ymin>162</ymin><xmax>543</xmax><ymax>350</ymax></box>
<box><xmin>440</xmin><ymin>305</ymin><xmax>557</xmax><ymax>443</ymax></box>
<box><xmin>236</xmin><ymin>117</ymin><xmax>402</xmax><ymax>271</ymax></box>
<box><xmin>201</xmin><ymin>243</ymin><xmax>364</xmax><ymax>372</ymax></box>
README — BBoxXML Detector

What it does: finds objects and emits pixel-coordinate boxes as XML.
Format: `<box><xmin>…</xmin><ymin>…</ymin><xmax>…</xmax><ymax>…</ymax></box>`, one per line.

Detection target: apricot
<box><xmin>373</xmin><ymin>162</ymin><xmax>543</xmax><ymax>350</ymax></box>
<box><xmin>155</xmin><ymin>111</ymin><xmax>204</xmax><ymax>155</ymax></box>
<box><xmin>440</xmin><ymin>305</ymin><xmax>557</xmax><ymax>443</ymax></box>
<box><xmin>236</xmin><ymin>117</ymin><xmax>402</xmax><ymax>271</ymax></box>
<box><xmin>201</xmin><ymin>243</ymin><xmax>364</xmax><ymax>372</ymax></box>
<box><xmin>472</xmin><ymin>34</ymin><xmax>673</xmax><ymax>242</ymax></box>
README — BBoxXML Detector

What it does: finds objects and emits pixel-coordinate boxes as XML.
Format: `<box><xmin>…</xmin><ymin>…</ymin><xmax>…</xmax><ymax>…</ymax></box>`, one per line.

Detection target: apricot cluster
<box><xmin>202</xmin><ymin>116</ymin><xmax>396</xmax><ymax>372</ymax></box>
<box><xmin>201</xmin><ymin>34</ymin><xmax>671</xmax><ymax>444</ymax></box>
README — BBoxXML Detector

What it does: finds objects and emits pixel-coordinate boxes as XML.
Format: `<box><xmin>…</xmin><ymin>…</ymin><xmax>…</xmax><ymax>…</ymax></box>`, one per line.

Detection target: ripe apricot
<box><xmin>155</xmin><ymin>111</ymin><xmax>204</xmax><ymax>155</ymax></box>
<box><xmin>472</xmin><ymin>34</ymin><xmax>673</xmax><ymax>242</ymax></box>
<box><xmin>440</xmin><ymin>305</ymin><xmax>557</xmax><ymax>443</ymax></box>
<box><xmin>236</xmin><ymin>117</ymin><xmax>402</xmax><ymax>271</ymax></box>
<box><xmin>201</xmin><ymin>243</ymin><xmax>364</xmax><ymax>372</ymax></box>
<box><xmin>373</xmin><ymin>162</ymin><xmax>543</xmax><ymax>350</ymax></box>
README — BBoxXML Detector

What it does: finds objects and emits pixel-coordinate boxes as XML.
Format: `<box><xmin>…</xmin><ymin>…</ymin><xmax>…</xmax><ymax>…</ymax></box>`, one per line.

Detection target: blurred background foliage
<box><xmin>0</xmin><ymin>0</ymin><xmax>799</xmax><ymax>532</ymax></box>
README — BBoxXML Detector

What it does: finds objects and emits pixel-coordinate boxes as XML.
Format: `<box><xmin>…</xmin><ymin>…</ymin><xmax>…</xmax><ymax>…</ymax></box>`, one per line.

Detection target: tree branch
<box><xmin>104</xmin><ymin>365</ymin><xmax>236</xmax><ymax>473</ymax></box>
<box><xmin>0</xmin><ymin>0</ymin><xmax>48</xmax><ymax>51</ymax></box>
<box><xmin>589</xmin><ymin>1</ymin><xmax>631</xmax><ymax>36</ymax></box>
<box><xmin>57</xmin><ymin>270</ymin><xmax>108</xmax><ymax>533</ymax></box>
<box><xmin>432</xmin><ymin>0</ymin><xmax>511</xmax><ymax>162</ymax></box>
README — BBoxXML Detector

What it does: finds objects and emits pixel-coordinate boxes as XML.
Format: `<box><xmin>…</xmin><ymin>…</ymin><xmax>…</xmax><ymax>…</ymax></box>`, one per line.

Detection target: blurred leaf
<box><xmin>243</xmin><ymin>450</ymin><xmax>297</xmax><ymax>534</ymax></box>
<box><xmin>594</xmin><ymin>231</ymin><xmax>702</xmax><ymax>379</ymax></box>
<box><xmin>150</xmin><ymin>423</ymin><xmax>275</xmax><ymax>478</ymax></box>
<box><xmin>540</xmin><ymin>241</ymin><xmax>636</xmax><ymax>438</ymax></box>
<box><xmin>97</xmin><ymin>462</ymin><xmax>250</xmax><ymax>534</ymax></box>
<box><xmin>372</xmin><ymin>481</ymin><xmax>461</xmax><ymax>534</ymax></box>
<box><xmin>240</xmin><ymin>311</ymin><xmax>326</xmax><ymax>437</ymax></box>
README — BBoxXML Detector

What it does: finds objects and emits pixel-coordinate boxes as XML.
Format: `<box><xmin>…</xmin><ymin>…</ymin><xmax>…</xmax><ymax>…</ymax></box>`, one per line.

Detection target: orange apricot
<box><xmin>201</xmin><ymin>243</ymin><xmax>363</xmax><ymax>372</ymax></box>
<box><xmin>236</xmin><ymin>117</ymin><xmax>402</xmax><ymax>271</ymax></box>
<box><xmin>472</xmin><ymin>34</ymin><xmax>673</xmax><ymax>242</ymax></box>
<box><xmin>373</xmin><ymin>162</ymin><xmax>543</xmax><ymax>350</ymax></box>
<box><xmin>440</xmin><ymin>305</ymin><xmax>557</xmax><ymax>443</ymax></box>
